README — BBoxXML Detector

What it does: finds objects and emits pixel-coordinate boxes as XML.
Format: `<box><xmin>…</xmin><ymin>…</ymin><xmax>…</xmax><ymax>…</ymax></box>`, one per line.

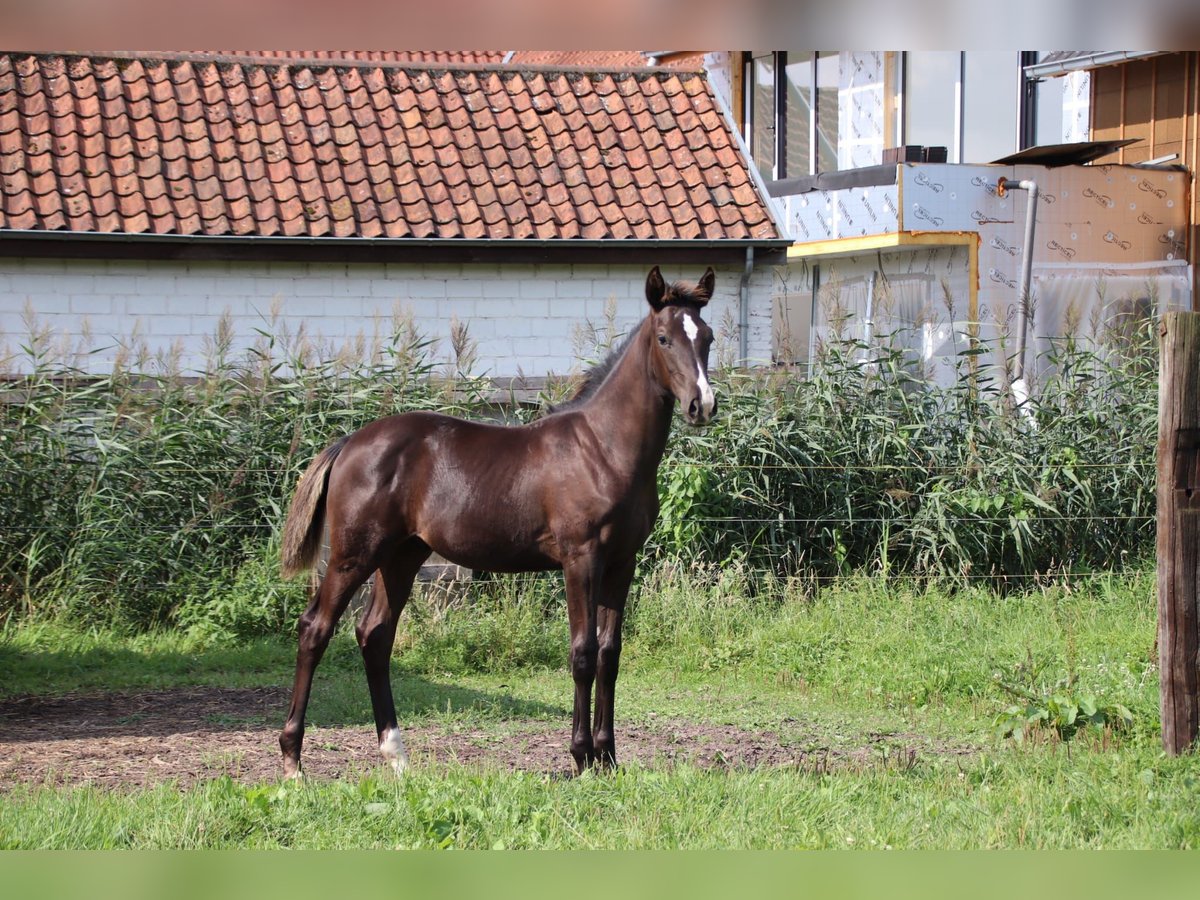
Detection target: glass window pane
<box><xmin>1036</xmin><ymin>78</ymin><xmax>1065</xmax><ymax>144</ymax></box>
<box><xmin>905</xmin><ymin>51</ymin><xmax>959</xmax><ymax>154</ymax></box>
<box><xmin>1032</xmin><ymin>52</ymin><xmax>1070</xmax><ymax>145</ymax></box>
<box><xmin>783</xmin><ymin>51</ymin><xmax>813</xmax><ymax>178</ymax></box>
<box><xmin>962</xmin><ymin>51</ymin><xmax>1018</xmax><ymax>163</ymax></box>
<box><xmin>750</xmin><ymin>52</ymin><xmax>776</xmax><ymax>181</ymax></box>
<box><xmin>816</xmin><ymin>51</ymin><xmax>840</xmax><ymax>172</ymax></box>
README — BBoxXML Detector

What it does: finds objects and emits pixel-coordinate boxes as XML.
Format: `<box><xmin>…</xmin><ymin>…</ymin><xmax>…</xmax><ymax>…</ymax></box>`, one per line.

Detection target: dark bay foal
<box><xmin>277</xmin><ymin>266</ymin><xmax>718</xmax><ymax>777</ymax></box>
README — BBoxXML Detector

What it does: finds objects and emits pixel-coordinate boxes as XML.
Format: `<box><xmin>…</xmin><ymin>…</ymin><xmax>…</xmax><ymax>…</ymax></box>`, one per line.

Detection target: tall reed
<box><xmin>0</xmin><ymin>304</ymin><xmax>1158</xmax><ymax>631</ymax></box>
<box><xmin>653</xmin><ymin>311</ymin><xmax>1158</xmax><ymax>581</ymax></box>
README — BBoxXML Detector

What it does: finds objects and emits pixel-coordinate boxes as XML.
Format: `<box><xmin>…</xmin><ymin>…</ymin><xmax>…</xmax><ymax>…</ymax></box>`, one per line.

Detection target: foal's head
<box><xmin>645</xmin><ymin>266</ymin><xmax>718</xmax><ymax>426</ymax></box>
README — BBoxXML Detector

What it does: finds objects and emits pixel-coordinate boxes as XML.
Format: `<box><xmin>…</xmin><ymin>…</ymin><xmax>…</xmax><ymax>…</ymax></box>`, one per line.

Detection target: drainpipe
<box><xmin>862</xmin><ymin>270</ymin><xmax>877</xmax><ymax>355</ymax></box>
<box><xmin>738</xmin><ymin>246</ymin><xmax>754</xmax><ymax>365</ymax></box>
<box><xmin>997</xmin><ymin>176</ymin><xmax>1038</xmax><ymax>404</ymax></box>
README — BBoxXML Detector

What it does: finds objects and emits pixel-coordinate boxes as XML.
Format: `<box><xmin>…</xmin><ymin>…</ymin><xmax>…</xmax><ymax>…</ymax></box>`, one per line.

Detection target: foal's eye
<box><xmin>657</xmin><ymin>334</ymin><xmax>669</xmax><ymax>346</ymax></box>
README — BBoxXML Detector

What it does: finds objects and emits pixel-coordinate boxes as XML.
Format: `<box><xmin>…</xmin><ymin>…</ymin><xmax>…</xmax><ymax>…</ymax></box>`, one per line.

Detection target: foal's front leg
<box><xmin>563</xmin><ymin>555</ymin><xmax>601</xmax><ymax>773</ymax></box>
<box><xmin>592</xmin><ymin>557</ymin><xmax>634</xmax><ymax>768</ymax></box>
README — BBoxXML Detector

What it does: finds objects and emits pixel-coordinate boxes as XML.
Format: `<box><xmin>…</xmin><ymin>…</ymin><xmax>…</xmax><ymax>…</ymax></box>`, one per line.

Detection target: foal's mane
<box><xmin>547</xmin><ymin>327</ymin><xmax>640</xmax><ymax>414</ymax></box>
<box><xmin>547</xmin><ymin>278</ymin><xmax>710</xmax><ymax>416</ymax></box>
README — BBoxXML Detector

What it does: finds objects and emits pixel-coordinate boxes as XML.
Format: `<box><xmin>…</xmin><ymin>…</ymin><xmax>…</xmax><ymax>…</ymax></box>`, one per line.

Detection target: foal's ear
<box><xmin>695</xmin><ymin>267</ymin><xmax>715</xmax><ymax>306</ymax></box>
<box><xmin>645</xmin><ymin>266</ymin><xmax>667</xmax><ymax>311</ymax></box>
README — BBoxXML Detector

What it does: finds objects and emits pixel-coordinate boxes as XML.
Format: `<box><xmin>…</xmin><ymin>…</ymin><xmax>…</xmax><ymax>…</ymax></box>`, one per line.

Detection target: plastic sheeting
<box><xmin>781</xmin><ymin>253</ymin><xmax>1191</xmax><ymax>391</ymax></box>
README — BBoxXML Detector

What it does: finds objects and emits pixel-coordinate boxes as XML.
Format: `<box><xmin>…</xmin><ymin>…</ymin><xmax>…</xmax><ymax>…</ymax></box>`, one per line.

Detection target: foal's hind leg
<box><xmin>356</xmin><ymin>538</ymin><xmax>431</xmax><ymax>774</ymax></box>
<box><xmin>279</xmin><ymin>557</ymin><xmax>375</xmax><ymax>778</ymax></box>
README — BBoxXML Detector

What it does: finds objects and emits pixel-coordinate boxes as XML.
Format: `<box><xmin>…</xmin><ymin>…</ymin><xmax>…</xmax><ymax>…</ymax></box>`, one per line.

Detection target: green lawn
<box><xmin>3</xmin><ymin>569</ymin><xmax>1198</xmax><ymax>849</ymax></box>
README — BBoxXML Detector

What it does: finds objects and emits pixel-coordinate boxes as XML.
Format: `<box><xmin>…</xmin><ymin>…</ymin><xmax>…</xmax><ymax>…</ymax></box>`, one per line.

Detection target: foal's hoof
<box><xmin>282</xmin><ymin>757</ymin><xmax>304</xmax><ymax>781</ymax></box>
<box><xmin>571</xmin><ymin>750</ymin><xmax>597</xmax><ymax>776</ymax></box>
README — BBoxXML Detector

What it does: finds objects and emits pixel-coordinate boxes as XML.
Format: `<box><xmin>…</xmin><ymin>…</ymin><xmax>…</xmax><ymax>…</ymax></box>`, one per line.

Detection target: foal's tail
<box><xmin>280</xmin><ymin>436</ymin><xmax>350</xmax><ymax>578</ymax></box>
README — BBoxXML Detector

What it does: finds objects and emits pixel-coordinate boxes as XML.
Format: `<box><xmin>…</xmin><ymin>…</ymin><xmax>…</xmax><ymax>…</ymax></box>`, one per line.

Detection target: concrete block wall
<box><xmin>0</xmin><ymin>258</ymin><xmax>777</xmax><ymax>378</ymax></box>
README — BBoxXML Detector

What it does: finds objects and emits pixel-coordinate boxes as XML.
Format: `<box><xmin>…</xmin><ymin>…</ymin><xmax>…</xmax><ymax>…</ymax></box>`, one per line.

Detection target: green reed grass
<box><xmin>1</xmin><ymin>305</ymin><xmax>1158</xmax><ymax>631</ymax></box>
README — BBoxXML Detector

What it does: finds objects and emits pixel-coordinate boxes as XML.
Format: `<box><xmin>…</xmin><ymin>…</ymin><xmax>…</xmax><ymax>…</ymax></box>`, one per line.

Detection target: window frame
<box><xmin>745</xmin><ymin>51</ymin><xmax>1049</xmax><ymax>179</ymax></box>
<box><xmin>743</xmin><ymin>51</ymin><xmax>838</xmax><ymax>180</ymax></box>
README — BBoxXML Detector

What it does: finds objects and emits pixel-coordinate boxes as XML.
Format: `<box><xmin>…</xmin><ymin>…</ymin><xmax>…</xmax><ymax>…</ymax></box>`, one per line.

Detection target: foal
<box><xmin>278</xmin><ymin>266</ymin><xmax>717</xmax><ymax>777</ymax></box>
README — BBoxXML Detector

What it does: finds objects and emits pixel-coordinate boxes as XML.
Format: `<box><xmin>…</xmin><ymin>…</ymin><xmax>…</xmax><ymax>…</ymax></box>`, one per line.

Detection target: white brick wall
<box><xmin>1</xmin><ymin>258</ymin><xmax>776</xmax><ymax>378</ymax></box>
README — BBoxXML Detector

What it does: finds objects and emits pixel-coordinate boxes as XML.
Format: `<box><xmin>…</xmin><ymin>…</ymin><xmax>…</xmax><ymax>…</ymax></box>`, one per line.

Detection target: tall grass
<box><xmin>0</xmin><ymin>305</ymin><xmax>489</xmax><ymax>630</ymax></box>
<box><xmin>654</xmin><ymin>315</ymin><xmax>1158</xmax><ymax>580</ymax></box>
<box><xmin>0</xmin><ymin>303</ymin><xmax>1158</xmax><ymax>632</ymax></box>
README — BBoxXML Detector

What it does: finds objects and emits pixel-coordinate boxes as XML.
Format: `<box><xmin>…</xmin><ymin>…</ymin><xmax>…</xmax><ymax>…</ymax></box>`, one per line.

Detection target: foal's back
<box><xmin>325</xmin><ymin>408</ymin><xmax>609</xmax><ymax>572</ymax></box>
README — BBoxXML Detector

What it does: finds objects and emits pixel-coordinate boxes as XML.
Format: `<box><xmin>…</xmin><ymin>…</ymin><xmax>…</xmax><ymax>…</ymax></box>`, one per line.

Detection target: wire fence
<box><xmin>1</xmin><ymin>459</ymin><xmax>1156</xmax><ymax>593</ymax></box>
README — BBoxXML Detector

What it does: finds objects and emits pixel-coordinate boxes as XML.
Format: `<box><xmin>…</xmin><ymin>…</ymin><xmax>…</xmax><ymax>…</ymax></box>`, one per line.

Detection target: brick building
<box><xmin>0</xmin><ymin>51</ymin><xmax>789</xmax><ymax>380</ymax></box>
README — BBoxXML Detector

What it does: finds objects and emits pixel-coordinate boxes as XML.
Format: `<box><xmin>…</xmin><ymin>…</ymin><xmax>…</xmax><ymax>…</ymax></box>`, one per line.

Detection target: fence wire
<box><xmin>3</xmin><ymin>462</ymin><xmax>1156</xmax><ymax>590</ymax></box>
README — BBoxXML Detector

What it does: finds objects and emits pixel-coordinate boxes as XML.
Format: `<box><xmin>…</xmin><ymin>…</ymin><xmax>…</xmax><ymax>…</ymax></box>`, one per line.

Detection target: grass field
<box><xmin>2</xmin><ymin>567</ymin><xmax>1198</xmax><ymax>849</ymax></box>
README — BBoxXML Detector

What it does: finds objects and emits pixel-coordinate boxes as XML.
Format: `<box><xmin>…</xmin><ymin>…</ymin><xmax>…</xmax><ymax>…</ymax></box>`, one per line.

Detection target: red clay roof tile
<box><xmin>1</xmin><ymin>52</ymin><xmax>777</xmax><ymax>242</ymax></box>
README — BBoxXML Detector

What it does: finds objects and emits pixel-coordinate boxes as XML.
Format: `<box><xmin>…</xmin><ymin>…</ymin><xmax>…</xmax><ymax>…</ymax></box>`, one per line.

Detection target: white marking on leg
<box><xmin>380</xmin><ymin>727</ymin><xmax>409</xmax><ymax>774</ymax></box>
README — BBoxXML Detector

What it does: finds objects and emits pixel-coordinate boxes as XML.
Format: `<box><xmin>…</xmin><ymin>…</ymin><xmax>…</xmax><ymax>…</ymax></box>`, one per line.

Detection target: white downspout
<box><xmin>863</xmin><ymin>270</ymin><xmax>877</xmax><ymax>352</ymax></box>
<box><xmin>997</xmin><ymin>175</ymin><xmax>1039</xmax><ymax>410</ymax></box>
<box><xmin>739</xmin><ymin>246</ymin><xmax>754</xmax><ymax>365</ymax></box>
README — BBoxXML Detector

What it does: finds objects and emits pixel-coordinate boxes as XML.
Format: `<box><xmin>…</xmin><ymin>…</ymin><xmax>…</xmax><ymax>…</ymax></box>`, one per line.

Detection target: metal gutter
<box><xmin>1024</xmin><ymin>50</ymin><xmax>1166</xmax><ymax>80</ymax></box>
<box><xmin>0</xmin><ymin>229</ymin><xmax>791</xmax><ymax>251</ymax></box>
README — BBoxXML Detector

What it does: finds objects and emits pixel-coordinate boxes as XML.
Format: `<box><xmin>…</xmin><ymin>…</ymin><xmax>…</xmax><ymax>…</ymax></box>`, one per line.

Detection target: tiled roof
<box><xmin>203</xmin><ymin>51</ymin><xmax>508</xmax><ymax>64</ymax></box>
<box><xmin>0</xmin><ymin>52</ymin><xmax>778</xmax><ymax>242</ymax></box>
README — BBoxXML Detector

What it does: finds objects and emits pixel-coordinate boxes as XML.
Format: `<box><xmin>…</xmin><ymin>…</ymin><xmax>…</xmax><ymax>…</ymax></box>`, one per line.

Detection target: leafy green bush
<box><xmin>398</xmin><ymin>574</ymin><xmax>567</xmax><ymax>674</ymax></box>
<box><xmin>993</xmin><ymin>677</ymin><xmax>1135</xmax><ymax>744</ymax></box>
<box><xmin>174</xmin><ymin>539</ymin><xmax>309</xmax><ymax>641</ymax></box>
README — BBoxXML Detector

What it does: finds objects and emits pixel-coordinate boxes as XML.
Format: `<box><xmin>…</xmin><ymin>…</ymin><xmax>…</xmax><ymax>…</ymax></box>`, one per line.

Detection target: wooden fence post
<box><xmin>1158</xmin><ymin>311</ymin><xmax>1200</xmax><ymax>755</ymax></box>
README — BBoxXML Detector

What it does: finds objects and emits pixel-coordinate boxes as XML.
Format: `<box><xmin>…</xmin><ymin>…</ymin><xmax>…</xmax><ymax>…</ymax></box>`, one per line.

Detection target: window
<box><xmin>904</xmin><ymin>52</ymin><xmax>960</xmax><ymax>156</ymax></box>
<box><xmin>1034</xmin><ymin>76</ymin><xmax>1066</xmax><ymax>144</ymax></box>
<box><xmin>1027</xmin><ymin>51</ymin><xmax>1067</xmax><ymax>146</ymax></box>
<box><xmin>782</xmin><ymin>52</ymin><xmax>813</xmax><ymax>178</ymax></box>
<box><xmin>963</xmin><ymin>51</ymin><xmax>1019</xmax><ymax>163</ymax></box>
<box><xmin>815</xmin><ymin>52</ymin><xmax>839</xmax><ymax>172</ymax></box>
<box><xmin>904</xmin><ymin>51</ymin><xmax>1021</xmax><ymax>163</ymax></box>
<box><xmin>745</xmin><ymin>51</ymin><xmax>1049</xmax><ymax>179</ymax></box>
<box><xmin>749</xmin><ymin>51</ymin><xmax>776</xmax><ymax>183</ymax></box>
<box><xmin>745</xmin><ymin>51</ymin><xmax>840</xmax><ymax>179</ymax></box>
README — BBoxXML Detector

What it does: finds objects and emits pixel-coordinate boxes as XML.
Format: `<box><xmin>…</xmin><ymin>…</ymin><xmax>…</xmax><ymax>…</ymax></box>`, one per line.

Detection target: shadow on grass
<box><xmin>0</xmin><ymin>636</ymin><xmax>569</xmax><ymax>743</ymax></box>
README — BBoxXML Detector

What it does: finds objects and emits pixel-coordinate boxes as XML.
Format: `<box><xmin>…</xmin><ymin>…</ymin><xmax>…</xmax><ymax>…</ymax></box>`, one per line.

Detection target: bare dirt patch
<box><xmin>0</xmin><ymin>687</ymin><xmax>975</xmax><ymax>789</ymax></box>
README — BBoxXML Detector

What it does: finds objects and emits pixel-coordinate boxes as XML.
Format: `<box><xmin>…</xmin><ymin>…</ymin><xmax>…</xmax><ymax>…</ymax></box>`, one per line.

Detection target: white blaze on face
<box><xmin>681</xmin><ymin>312</ymin><xmax>699</xmax><ymax>343</ymax></box>
<box><xmin>682</xmin><ymin>311</ymin><xmax>715</xmax><ymax>414</ymax></box>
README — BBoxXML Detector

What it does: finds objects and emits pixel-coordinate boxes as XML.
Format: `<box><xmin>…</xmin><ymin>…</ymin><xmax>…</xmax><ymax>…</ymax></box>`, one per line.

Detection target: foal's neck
<box><xmin>586</xmin><ymin>317</ymin><xmax>674</xmax><ymax>470</ymax></box>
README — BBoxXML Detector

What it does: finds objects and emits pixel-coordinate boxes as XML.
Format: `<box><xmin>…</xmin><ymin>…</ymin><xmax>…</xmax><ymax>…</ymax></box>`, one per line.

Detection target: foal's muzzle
<box><xmin>686</xmin><ymin>392</ymin><xmax>717</xmax><ymax>426</ymax></box>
